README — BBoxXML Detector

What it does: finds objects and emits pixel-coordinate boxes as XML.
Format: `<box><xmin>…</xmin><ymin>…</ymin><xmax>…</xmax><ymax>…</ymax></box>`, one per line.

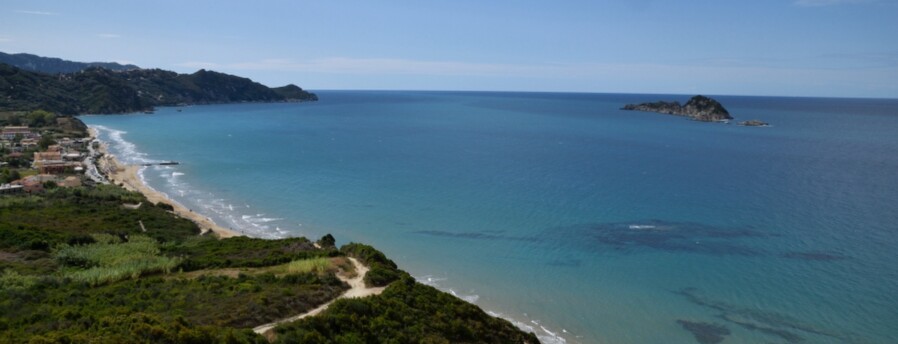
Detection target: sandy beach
<box><xmin>88</xmin><ymin>128</ymin><xmax>241</xmax><ymax>238</ymax></box>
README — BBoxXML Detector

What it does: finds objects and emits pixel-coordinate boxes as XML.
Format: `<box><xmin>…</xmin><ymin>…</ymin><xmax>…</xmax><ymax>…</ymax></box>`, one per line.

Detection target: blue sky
<box><xmin>2</xmin><ymin>0</ymin><xmax>896</xmax><ymax>98</ymax></box>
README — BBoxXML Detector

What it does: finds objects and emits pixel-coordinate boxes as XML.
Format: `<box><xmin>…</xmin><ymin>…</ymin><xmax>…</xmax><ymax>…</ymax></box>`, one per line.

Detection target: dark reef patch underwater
<box><xmin>780</xmin><ymin>251</ymin><xmax>849</xmax><ymax>261</ymax></box>
<box><xmin>548</xmin><ymin>220</ymin><xmax>773</xmax><ymax>256</ymax></box>
<box><xmin>676</xmin><ymin>287</ymin><xmax>858</xmax><ymax>343</ymax></box>
<box><xmin>676</xmin><ymin>320</ymin><xmax>731</xmax><ymax>344</ymax></box>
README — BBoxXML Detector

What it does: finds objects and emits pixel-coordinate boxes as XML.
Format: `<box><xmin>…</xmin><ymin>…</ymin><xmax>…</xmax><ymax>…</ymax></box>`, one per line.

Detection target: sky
<box><xmin>1</xmin><ymin>0</ymin><xmax>897</xmax><ymax>98</ymax></box>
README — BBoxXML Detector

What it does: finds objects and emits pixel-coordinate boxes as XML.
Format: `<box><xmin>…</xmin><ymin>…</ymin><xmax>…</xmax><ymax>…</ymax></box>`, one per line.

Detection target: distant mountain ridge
<box><xmin>0</xmin><ymin>53</ymin><xmax>317</xmax><ymax>115</ymax></box>
<box><xmin>0</xmin><ymin>51</ymin><xmax>140</xmax><ymax>74</ymax></box>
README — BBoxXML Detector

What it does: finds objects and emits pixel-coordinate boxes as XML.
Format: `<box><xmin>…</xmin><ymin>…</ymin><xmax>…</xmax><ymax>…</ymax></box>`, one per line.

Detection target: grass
<box><xmin>166</xmin><ymin>235</ymin><xmax>336</xmax><ymax>271</ymax></box>
<box><xmin>0</xmin><ymin>270</ymin><xmax>39</xmax><ymax>290</ymax></box>
<box><xmin>285</xmin><ymin>257</ymin><xmax>331</xmax><ymax>274</ymax></box>
<box><xmin>0</xmin><ymin>195</ymin><xmax>43</xmax><ymax>207</ymax></box>
<box><xmin>54</xmin><ymin>234</ymin><xmax>181</xmax><ymax>286</ymax></box>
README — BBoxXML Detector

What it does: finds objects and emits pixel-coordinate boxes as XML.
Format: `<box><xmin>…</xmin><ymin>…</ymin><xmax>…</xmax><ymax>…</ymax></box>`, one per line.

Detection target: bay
<box><xmin>82</xmin><ymin>91</ymin><xmax>898</xmax><ymax>343</ymax></box>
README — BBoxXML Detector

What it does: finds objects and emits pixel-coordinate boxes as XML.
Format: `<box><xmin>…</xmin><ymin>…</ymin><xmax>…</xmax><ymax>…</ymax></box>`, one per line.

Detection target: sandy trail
<box><xmin>89</xmin><ymin>128</ymin><xmax>388</xmax><ymax>336</ymax></box>
<box><xmin>252</xmin><ymin>257</ymin><xmax>386</xmax><ymax>335</ymax></box>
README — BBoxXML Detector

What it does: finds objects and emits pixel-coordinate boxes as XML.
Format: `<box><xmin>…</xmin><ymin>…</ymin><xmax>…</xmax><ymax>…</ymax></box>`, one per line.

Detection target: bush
<box><xmin>273</xmin><ymin>276</ymin><xmax>539</xmax><ymax>344</ymax></box>
<box><xmin>286</xmin><ymin>258</ymin><xmax>332</xmax><ymax>274</ymax></box>
<box><xmin>364</xmin><ymin>263</ymin><xmax>403</xmax><ymax>287</ymax></box>
<box><xmin>168</xmin><ymin>236</ymin><xmax>330</xmax><ymax>271</ymax></box>
<box><xmin>317</xmin><ymin>234</ymin><xmax>336</xmax><ymax>249</ymax></box>
<box><xmin>54</xmin><ymin>234</ymin><xmax>182</xmax><ymax>286</ymax></box>
<box><xmin>340</xmin><ymin>243</ymin><xmax>403</xmax><ymax>287</ymax></box>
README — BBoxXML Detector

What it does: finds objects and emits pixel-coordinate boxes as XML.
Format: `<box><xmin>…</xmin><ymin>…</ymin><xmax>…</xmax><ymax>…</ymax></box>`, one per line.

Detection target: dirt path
<box><xmin>252</xmin><ymin>257</ymin><xmax>386</xmax><ymax>336</ymax></box>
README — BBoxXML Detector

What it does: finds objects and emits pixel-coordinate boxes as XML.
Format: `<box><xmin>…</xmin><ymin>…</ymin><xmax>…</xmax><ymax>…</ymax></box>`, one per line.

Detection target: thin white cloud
<box><xmin>14</xmin><ymin>10</ymin><xmax>58</xmax><ymax>16</ymax></box>
<box><xmin>0</xmin><ymin>36</ymin><xmax>11</xmax><ymax>43</ymax></box>
<box><xmin>98</xmin><ymin>33</ymin><xmax>122</xmax><ymax>39</ymax></box>
<box><xmin>794</xmin><ymin>0</ymin><xmax>871</xmax><ymax>6</ymax></box>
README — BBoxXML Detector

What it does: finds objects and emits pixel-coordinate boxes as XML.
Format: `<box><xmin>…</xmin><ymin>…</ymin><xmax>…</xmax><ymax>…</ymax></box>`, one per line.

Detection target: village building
<box><xmin>12</xmin><ymin>174</ymin><xmax>57</xmax><ymax>193</ymax></box>
<box><xmin>0</xmin><ymin>183</ymin><xmax>24</xmax><ymax>194</ymax></box>
<box><xmin>58</xmin><ymin>137</ymin><xmax>86</xmax><ymax>149</ymax></box>
<box><xmin>1</xmin><ymin>126</ymin><xmax>40</xmax><ymax>140</ymax></box>
<box><xmin>32</xmin><ymin>151</ymin><xmax>82</xmax><ymax>174</ymax></box>
<box><xmin>19</xmin><ymin>138</ymin><xmax>39</xmax><ymax>149</ymax></box>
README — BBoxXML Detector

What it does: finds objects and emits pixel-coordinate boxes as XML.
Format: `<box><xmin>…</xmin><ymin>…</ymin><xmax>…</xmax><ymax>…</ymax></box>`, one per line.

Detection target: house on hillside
<box><xmin>32</xmin><ymin>151</ymin><xmax>82</xmax><ymax>174</ymax></box>
<box><xmin>19</xmin><ymin>138</ymin><xmax>39</xmax><ymax>149</ymax></box>
<box><xmin>12</xmin><ymin>174</ymin><xmax>57</xmax><ymax>193</ymax></box>
<box><xmin>0</xmin><ymin>183</ymin><xmax>24</xmax><ymax>194</ymax></box>
<box><xmin>1</xmin><ymin>126</ymin><xmax>40</xmax><ymax>140</ymax></box>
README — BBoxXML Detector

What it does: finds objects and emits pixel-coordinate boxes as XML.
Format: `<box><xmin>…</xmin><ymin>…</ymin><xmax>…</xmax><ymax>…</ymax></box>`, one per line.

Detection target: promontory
<box><xmin>622</xmin><ymin>95</ymin><xmax>733</xmax><ymax>122</ymax></box>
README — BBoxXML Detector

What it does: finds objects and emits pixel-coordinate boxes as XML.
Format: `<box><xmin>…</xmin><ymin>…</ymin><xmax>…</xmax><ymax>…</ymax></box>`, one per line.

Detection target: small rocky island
<box><xmin>739</xmin><ymin>119</ymin><xmax>770</xmax><ymax>127</ymax></box>
<box><xmin>622</xmin><ymin>95</ymin><xmax>733</xmax><ymax>122</ymax></box>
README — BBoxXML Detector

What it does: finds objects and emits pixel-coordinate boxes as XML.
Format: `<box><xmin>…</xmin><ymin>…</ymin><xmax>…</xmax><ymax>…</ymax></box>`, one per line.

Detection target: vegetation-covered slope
<box><xmin>273</xmin><ymin>276</ymin><xmax>541</xmax><ymax>344</ymax></box>
<box><xmin>0</xmin><ymin>51</ymin><xmax>140</xmax><ymax>74</ymax></box>
<box><xmin>0</xmin><ymin>185</ymin><xmax>537</xmax><ymax>343</ymax></box>
<box><xmin>0</xmin><ymin>62</ymin><xmax>317</xmax><ymax>115</ymax></box>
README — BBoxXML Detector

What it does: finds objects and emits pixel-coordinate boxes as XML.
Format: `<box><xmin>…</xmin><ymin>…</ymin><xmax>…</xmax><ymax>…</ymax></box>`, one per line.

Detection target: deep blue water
<box><xmin>82</xmin><ymin>91</ymin><xmax>898</xmax><ymax>343</ymax></box>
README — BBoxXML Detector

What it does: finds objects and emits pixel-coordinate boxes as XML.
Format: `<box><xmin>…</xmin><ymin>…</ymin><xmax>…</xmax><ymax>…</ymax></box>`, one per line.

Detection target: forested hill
<box><xmin>0</xmin><ymin>62</ymin><xmax>317</xmax><ymax>115</ymax></box>
<box><xmin>0</xmin><ymin>51</ymin><xmax>140</xmax><ymax>74</ymax></box>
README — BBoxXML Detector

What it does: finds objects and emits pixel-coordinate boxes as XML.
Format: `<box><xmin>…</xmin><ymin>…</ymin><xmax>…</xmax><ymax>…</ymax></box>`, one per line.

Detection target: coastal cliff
<box><xmin>622</xmin><ymin>95</ymin><xmax>733</xmax><ymax>122</ymax></box>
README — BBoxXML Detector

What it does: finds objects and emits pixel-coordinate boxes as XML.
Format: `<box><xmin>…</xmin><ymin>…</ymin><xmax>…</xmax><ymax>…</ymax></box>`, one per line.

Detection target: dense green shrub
<box><xmin>0</xmin><ymin>186</ymin><xmax>199</xmax><ymax>252</ymax></box>
<box><xmin>168</xmin><ymin>236</ymin><xmax>335</xmax><ymax>271</ymax></box>
<box><xmin>156</xmin><ymin>202</ymin><xmax>175</xmax><ymax>211</ymax></box>
<box><xmin>0</xmin><ymin>181</ymin><xmax>538</xmax><ymax>343</ymax></box>
<box><xmin>274</xmin><ymin>276</ymin><xmax>540</xmax><ymax>344</ymax></box>
<box><xmin>340</xmin><ymin>243</ymin><xmax>397</xmax><ymax>268</ymax></box>
<box><xmin>317</xmin><ymin>233</ymin><xmax>336</xmax><ymax>249</ymax></box>
<box><xmin>0</xmin><ymin>271</ymin><xmax>346</xmax><ymax>341</ymax></box>
<box><xmin>340</xmin><ymin>243</ymin><xmax>403</xmax><ymax>287</ymax></box>
<box><xmin>54</xmin><ymin>234</ymin><xmax>182</xmax><ymax>286</ymax></box>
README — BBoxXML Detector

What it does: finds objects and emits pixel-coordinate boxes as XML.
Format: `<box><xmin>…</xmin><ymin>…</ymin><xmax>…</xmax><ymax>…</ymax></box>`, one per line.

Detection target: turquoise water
<box><xmin>82</xmin><ymin>92</ymin><xmax>898</xmax><ymax>343</ymax></box>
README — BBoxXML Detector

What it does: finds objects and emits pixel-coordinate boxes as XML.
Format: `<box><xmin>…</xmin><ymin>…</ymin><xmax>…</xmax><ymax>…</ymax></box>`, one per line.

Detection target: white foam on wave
<box><xmin>487</xmin><ymin>311</ymin><xmax>570</xmax><ymax>344</ymax></box>
<box><xmin>629</xmin><ymin>224</ymin><xmax>656</xmax><ymax>230</ymax></box>
<box><xmin>95</xmin><ymin>125</ymin><xmax>153</xmax><ymax>165</ymax></box>
<box><xmin>418</xmin><ymin>275</ymin><xmax>448</xmax><ymax>286</ymax></box>
<box><xmin>414</xmin><ymin>274</ymin><xmax>571</xmax><ymax>343</ymax></box>
<box><xmin>92</xmin><ymin>125</ymin><xmax>290</xmax><ymax>240</ymax></box>
<box><xmin>448</xmin><ymin>289</ymin><xmax>480</xmax><ymax>303</ymax></box>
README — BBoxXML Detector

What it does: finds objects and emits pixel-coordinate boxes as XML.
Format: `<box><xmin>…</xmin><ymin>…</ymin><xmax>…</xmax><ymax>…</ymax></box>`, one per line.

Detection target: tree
<box><xmin>317</xmin><ymin>234</ymin><xmax>336</xmax><ymax>249</ymax></box>
<box><xmin>38</xmin><ymin>135</ymin><xmax>56</xmax><ymax>150</ymax></box>
<box><xmin>27</xmin><ymin>110</ymin><xmax>56</xmax><ymax>127</ymax></box>
<box><xmin>0</xmin><ymin>168</ymin><xmax>9</xmax><ymax>183</ymax></box>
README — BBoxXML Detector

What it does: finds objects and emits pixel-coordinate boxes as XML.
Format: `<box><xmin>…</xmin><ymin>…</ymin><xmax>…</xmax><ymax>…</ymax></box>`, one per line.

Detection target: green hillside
<box><xmin>0</xmin><ymin>63</ymin><xmax>317</xmax><ymax>115</ymax></box>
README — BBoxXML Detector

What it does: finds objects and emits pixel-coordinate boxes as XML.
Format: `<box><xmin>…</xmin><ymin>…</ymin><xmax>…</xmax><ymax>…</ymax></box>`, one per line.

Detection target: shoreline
<box><xmin>84</xmin><ymin>123</ymin><xmax>568</xmax><ymax>343</ymax></box>
<box><xmin>88</xmin><ymin>127</ymin><xmax>241</xmax><ymax>239</ymax></box>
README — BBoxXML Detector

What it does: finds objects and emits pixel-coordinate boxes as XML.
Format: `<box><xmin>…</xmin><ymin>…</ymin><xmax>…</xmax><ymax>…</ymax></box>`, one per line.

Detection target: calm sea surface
<box><xmin>82</xmin><ymin>91</ymin><xmax>898</xmax><ymax>343</ymax></box>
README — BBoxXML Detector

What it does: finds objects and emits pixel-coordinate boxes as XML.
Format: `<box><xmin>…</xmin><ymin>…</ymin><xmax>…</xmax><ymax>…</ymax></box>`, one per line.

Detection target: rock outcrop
<box><xmin>738</xmin><ymin>120</ymin><xmax>770</xmax><ymax>127</ymax></box>
<box><xmin>622</xmin><ymin>95</ymin><xmax>733</xmax><ymax>122</ymax></box>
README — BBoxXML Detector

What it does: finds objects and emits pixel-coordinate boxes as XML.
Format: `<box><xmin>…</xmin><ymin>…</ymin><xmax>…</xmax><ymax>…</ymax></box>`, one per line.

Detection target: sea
<box><xmin>81</xmin><ymin>91</ymin><xmax>898</xmax><ymax>343</ymax></box>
